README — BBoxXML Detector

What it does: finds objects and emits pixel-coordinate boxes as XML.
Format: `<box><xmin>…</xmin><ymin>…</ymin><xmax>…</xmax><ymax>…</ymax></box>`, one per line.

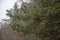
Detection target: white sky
<box><xmin>0</xmin><ymin>0</ymin><xmax>17</xmax><ymax>22</ymax></box>
<box><xmin>0</xmin><ymin>0</ymin><xmax>30</xmax><ymax>22</ymax></box>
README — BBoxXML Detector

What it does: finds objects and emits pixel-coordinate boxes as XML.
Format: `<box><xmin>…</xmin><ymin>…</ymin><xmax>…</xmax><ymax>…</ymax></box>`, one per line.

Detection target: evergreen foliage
<box><xmin>6</xmin><ymin>0</ymin><xmax>60</xmax><ymax>40</ymax></box>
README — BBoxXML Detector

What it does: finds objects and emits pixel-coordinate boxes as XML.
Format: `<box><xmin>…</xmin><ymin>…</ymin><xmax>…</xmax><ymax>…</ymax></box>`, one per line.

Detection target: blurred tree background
<box><xmin>6</xmin><ymin>0</ymin><xmax>60</xmax><ymax>40</ymax></box>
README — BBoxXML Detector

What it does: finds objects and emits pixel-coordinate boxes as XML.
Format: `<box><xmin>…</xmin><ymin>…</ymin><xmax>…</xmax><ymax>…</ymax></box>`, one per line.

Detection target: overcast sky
<box><xmin>0</xmin><ymin>0</ymin><xmax>18</xmax><ymax>22</ymax></box>
<box><xmin>0</xmin><ymin>0</ymin><xmax>30</xmax><ymax>22</ymax></box>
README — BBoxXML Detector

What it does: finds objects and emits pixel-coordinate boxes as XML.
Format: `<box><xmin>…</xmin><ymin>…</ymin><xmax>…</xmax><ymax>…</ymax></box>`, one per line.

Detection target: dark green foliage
<box><xmin>6</xmin><ymin>0</ymin><xmax>60</xmax><ymax>40</ymax></box>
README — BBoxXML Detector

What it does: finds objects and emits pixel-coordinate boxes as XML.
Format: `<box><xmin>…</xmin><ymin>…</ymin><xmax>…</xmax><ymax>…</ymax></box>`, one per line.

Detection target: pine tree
<box><xmin>6</xmin><ymin>0</ymin><xmax>60</xmax><ymax>40</ymax></box>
